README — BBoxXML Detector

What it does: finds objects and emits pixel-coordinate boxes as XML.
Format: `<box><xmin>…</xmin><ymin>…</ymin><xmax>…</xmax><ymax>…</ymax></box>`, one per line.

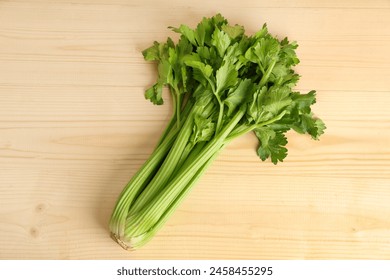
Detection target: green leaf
<box><xmin>170</xmin><ymin>24</ymin><xmax>197</xmax><ymax>46</ymax></box>
<box><xmin>270</xmin><ymin>67</ymin><xmax>300</xmax><ymax>88</ymax></box>
<box><xmin>195</xmin><ymin>17</ymin><xmax>213</xmax><ymax>46</ymax></box>
<box><xmin>166</xmin><ymin>37</ymin><xmax>175</xmax><ymax>49</ymax></box>
<box><xmin>184</xmin><ymin>55</ymin><xmax>214</xmax><ymax>88</ymax></box>
<box><xmin>215</xmin><ymin>58</ymin><xmax>238</xmax><ymax>95</ymax></box>
<box><xmin>291</xmin><ymin>90</ymin><xmax>316</xmax><ymax>114</ymax></box>
<box><xmin>145</xmin><ymin>83</ymin><xmax>164</xmax><ymax>105</ymax></box>
<box><xmin>221</xmin><ymin>24</ymin><xmax>245</xmax><ymax>40</ymax></box>
<box><xmin>193</xmin><ymin>85</ymin><xmax>214</xmax><ymax>106</ymax></box>
<box><xmin>313</xmin><ymin>118</ymin><xmax>326</xmax><ymax>139</ymax></box>
<box><xmin>211</xmin><ymin>13</ymin><xmax>228</xmax><ymax>28</ymax></box>
<box><xmin>246</xmin><ymin>86</ymin><xmax>268</xmax><ymax>123</ymax></box>
<box><xmin>244</xmin><ymin>37</ymin><xmax>280</xmax><ymax>74</ymax></box>
<box><xmin>142</xmin><ymin>41</ymin><xmax>160</xmax><ymax>61</ymax></box>
<box><xmin>293</xmin><ymin>113</ymin><xmax>326</xmax><ymax>140</ymax></box>
<box><xmin>254</xmin><ymin>127</ymin><xmax>288</xmax><ymax>164</ymax></box>
<box><xmin>157</xmin><ymin>59</ymin><xmax>174</xmax><ymax>86</ymax></box>
<box><xmin>191</xmin><ymin>114</ymin><xmax>216</xmax><ymax>143</ymax></box>
<box><xmin>224</xmin><ymin>39</ymin><xmax>250</xmax><ymax>70</ymax></box>
<box><xmin>142</xmin><ymin>38</ymin><xmax>173</xmax><ymax>62</ymax></box>
<box><xmin>211</xmin><ymin>28</ymin><xmax>231</xmax><ymax>57</ymax></box>
<box><xmin>280</xmin><ymin>38</ymin><xmax>300</xmax><ymax>66</ymax></box>
<box><xmin>254</xmin><ymin>23</ymin><xmax>269</xmax><ymax>39</ymax></box>
<box><xmin>176</xmin><ymin>36</ymin><xmax>193</xmax><ymax>59</ymax></box>
<box><xmin>168</xmin><ymin>37</ymin><xmax>194</xmax><ymax>92</ymax></box>
<box><xmin>247</xmin><ymin>85</ymin><xmax>292</xmax><ymax>124</ymax></box>
<box><xmin>184</xmin><ymin>59</ymin><xmax>213</xmax><ymax>77</ymax></box>
<box><xmin>224</xmin><ymin>79</ymin><xmax>253</xmax><ymax>116</ymax></box>
<box><xmin>197</xmin><ymin>46</ymin><xmax>211</xmax><ymax>60</ymax></box>
<box><xmin>263</xmin><ymin>86</ymin><xmax>293</xmax><ymax>116</ymax></box>
<box><xmin>168</xmin><ymin>47</ymin><xmax>178</xmax><ymax>70</ymax></box>
<box><xmin>269</xmin><ymin>63</ymin><xmax>289</xmax><ymax>83</ymax></box>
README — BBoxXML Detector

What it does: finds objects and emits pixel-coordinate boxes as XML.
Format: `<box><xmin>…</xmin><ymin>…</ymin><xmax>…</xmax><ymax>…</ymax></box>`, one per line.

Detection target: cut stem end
<box><xmin>110</xmin><ymin>233</ymin><xmax>134</xmax><ymax>251</ymax></box>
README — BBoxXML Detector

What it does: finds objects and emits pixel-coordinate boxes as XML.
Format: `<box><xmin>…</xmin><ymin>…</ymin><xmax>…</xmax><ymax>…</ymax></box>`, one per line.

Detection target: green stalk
<box><xmin>155</xmin><ymin>90</ymin><xmax>188</xmax><ymax>147</ymax></box>
<box><xmin>216</xmin><ymin>102</ymin><xmax>224</xmax><ymax>134</ymax></box>
<box><xmin>155</xmin><ymin>111</ymin><xmax>176</xmax><ymax>149</ymax></box>
<box><xmin>175</xmin><ymin>92</ymin><xmax>181</xmax><ymax>128</ymax></box>
<box><xmin>124</xmin><ymin>106</ymin><xmax>246</xmax><ymax>237</ymax></box>
<box><xmin>109</xmin><ymin>126</ymin><xmax>178</xmax><ymax>237</ymax></box>
<box><xmin>258</xmin><ymin>59</ymin><xmax>277</xmax><ymax>87</ymax></box>
<box><xmin>128</xmin><ymin>106</ymin><xmax>199</xmax><ymax>214</ymax></box>
<box><xmin>174</xmin><ymin>141</ymin><xmax>195</xmax><ymax>172</ymax></box>
<box><xmin>109</xmin><ymin>98</ymin><xmax>193</xmax><ymax>237</ymax></box>
<box><xmin>124</xmin><ymin>146</ymin><xmax>220</xmax><ymax>249</ymax></box>
<box><xmin>165</xmin><ymin>98</ymin><xmax>216</xmax><ymax>180</ymax></box>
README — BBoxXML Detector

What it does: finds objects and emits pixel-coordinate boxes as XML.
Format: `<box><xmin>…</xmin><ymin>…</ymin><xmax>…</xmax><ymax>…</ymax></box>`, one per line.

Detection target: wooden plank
<box><xmin>0</xmin><ymin>0</ymin><xmax>389</xmax><ymax>259</ymax></box>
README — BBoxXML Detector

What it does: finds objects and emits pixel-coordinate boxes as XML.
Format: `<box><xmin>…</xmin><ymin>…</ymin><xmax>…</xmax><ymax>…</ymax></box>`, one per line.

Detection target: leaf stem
<box><xmin>225</xmin><ymin>111</ymin><xmax>287</xmax><ymax>142</ymax></box>
<box><xmin>216</xmin><ymin>101</ymin><xmax>224</xmax><ymax>134</ymax></box>
<box><xmin>258</xmin><ymin>59</ymin><xmax>277</xmax><ymax>87</ymax></box>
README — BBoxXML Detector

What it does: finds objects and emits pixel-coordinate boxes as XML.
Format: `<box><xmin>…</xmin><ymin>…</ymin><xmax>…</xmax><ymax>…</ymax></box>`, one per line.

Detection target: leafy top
<box><xmin>142</xmin><ymin>13</ymin><xmax>325</xmax><ymax>164</ymax></box>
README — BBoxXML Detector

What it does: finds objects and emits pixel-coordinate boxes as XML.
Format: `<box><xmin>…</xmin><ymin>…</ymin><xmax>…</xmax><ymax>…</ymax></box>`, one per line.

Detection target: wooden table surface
<box><xmin>1</xmin><ymin>0</ymin><xmax>389</xmax><ymax>259</ymax></box>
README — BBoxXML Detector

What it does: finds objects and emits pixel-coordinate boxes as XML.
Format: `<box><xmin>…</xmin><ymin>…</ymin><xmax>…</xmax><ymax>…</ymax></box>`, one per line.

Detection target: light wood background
<box><xmin>0</xmin><ymin>0</ymin><xmax>389</xmax><ymax>259</ymax></box>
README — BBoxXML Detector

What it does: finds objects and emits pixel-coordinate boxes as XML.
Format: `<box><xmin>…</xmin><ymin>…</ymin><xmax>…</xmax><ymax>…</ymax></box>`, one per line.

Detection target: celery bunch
<box><xmin>109</xmin><ymin>14</ymin><xmax>325</xmax><ymax>249</ymax></box>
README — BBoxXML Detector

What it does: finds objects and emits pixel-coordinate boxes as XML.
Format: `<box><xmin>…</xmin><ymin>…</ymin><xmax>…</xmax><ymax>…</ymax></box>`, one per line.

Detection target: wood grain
<box><xmin>0</xmin><ymin>0</ymin><xmax>389</xmax><ymax>259</ymax></box>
